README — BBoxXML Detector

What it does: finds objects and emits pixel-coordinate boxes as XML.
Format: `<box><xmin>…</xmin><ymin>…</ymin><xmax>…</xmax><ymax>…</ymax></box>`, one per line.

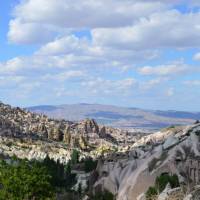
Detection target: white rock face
<box><xmin>163</xmin><ymin>135</ymin><xmax>179</xmax><ymax>149</ymax></box>
<box><xmin>72</xmin><ymin>171</ymin><xmax>91</xmax><ymax>191</ymax></box>
<box><xmin>95</xmin><ymin>123</ymin><xmax>200</xmax><ymax>200</ymax></box>
<box><xmin>136</xmin><ymin>193</ymin><xmax>145</xmax><ymax>200</ymax></box>
<box><xmin>0</xmin><ymin>137</ymin><xmax>71</xmax><ymax>164</ymax></box>
<box><xmin>183</xmin><ymin>194</ymin><xmax>192</xmax><ymax>200</ymax></box>
<box><xmin>158</xmin><ymin>183</ymin><xmax>171</xmax><ymax>200</ymax></box>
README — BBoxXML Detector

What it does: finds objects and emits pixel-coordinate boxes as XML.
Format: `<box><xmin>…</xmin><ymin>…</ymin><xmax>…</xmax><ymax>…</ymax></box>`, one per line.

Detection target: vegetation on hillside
<box><xmin>92</xmin><ymin>190</ymin><xmax>115</xmax><ymax>200</ymax></box>
<box><xmin>84</xmin><ymin>157</ymin><xmax>98</xmax><ymax>173</ymax></box>
<box><xmin>0</xmin><ymin>159</ymin><xmax>55</xmax><ymax>200</ymax></box>
<box><xmin>146</xmin><ymin>173</ymin><xmax>179</xmax><ymax>200</ymax></box>
<box><xmin>0</xmin><ymin>148</ymin><xmax>100</xmax><ymax>200</ymax></box>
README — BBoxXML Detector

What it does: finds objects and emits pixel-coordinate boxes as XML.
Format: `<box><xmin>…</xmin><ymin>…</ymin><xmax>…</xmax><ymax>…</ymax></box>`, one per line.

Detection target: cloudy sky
<box><xmin>0</xmin><ymin>0</ymin><xmax>200</xmax><ymax>110</ymax></box>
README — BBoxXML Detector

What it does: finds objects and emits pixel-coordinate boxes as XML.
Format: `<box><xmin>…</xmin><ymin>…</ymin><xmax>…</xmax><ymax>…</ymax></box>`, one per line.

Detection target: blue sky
<box><xmin>0</xmin><ymin>0</ymin><xmax>200</xmax><ymax>111</ymax></box>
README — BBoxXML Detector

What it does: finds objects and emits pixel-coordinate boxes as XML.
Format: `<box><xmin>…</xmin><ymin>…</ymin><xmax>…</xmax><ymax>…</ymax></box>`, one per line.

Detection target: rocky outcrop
<box><xmin>93</xmin><ymin>123</ymin><xmax>200</xmax><ymax>200</ymax></box>
<box><xmin>0</xmin><ymin>103</ymin><xmax>124</xmax><ymax>149</ymax></box>
<box><xmin>0</xmin><ymin>102</ymin><xmax>140</xmax><ymax>163</ymax></box>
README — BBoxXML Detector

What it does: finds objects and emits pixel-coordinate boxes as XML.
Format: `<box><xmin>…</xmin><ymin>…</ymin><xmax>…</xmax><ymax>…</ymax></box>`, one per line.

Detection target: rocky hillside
<box><xmin>27</xmin><ymin>103</ymin><xmax>200</xmax><ymax>129</ymax></box>
<box><xmin>2</xmin><ymin>102</ymin><xmax>200</xmax><ymax>199</ymax></box>
<box><xmin>93</xmin><ymin>122</ymin><xmax>200</xmax><ymax>200</ymax></box>
<box><xmin>0</xmin><ymin>102</ymin><xmax>140</xmax><ymax>163</ymax></box>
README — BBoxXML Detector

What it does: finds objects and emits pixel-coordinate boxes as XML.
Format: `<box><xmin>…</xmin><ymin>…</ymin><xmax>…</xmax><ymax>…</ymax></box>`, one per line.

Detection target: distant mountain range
<box><xmin>27</xmin><ymin>103</ymin><xmax>200</xmax><ymax>129</ymax></box>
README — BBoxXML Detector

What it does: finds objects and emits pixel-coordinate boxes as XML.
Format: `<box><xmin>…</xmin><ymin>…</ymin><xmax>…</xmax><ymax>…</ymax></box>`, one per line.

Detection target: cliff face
<box><xmin>94</xmin><ymin>123</ymin><xmax>200</xmax><ymax>200</ymax></box>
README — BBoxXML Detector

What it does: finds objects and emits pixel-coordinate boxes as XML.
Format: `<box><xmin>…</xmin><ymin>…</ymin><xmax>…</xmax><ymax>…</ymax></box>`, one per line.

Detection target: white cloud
<box><xmin>7</xmin><ymin>0</ymin><xmax>200</xmax><ymax>78</ymax></box>
<box><xmin>184</xmin><ymin>80</ymin><xmax>200</xmax><ymax>86</ymax></box>
<box><xmin>193</xmin><ymin>52</ymin><xmax>200</xmax><ymax>61</ymax></box>
<box><xmin>2</xmin><ymin>0</ymin><xmax>200</xmax><ymax>107</ymax></box>
<box><xmin>138</xmin><ymin>61</ymin><xmax>189</xmax><ymax>76</ymax></box>
<box><xmin>81</xmin><ymin>77</ymin><xmax>137</xmax><ymax>95</ymax></box>
<box><xmin>37</xmin><ymin>35</ymin><xmax>97</xmax><ymax>57</ymax></box>
<box><xmin>0</xmin><ymin>55</ymin><xmax>84</xmax><ymax>75</ymax></box>
<box><xmin>13</xmin><ymin>0</ymin><xmax>166</xmax><ymax>28</ymax></box>
<box><xmin>92</xmin><ymin>10</ymin><xmax>200</xmax><ymax>50</ymax></box>
<box><xmin>37</xmin><ymin>36</ymin><xmax>82</xmax><ymax>55</ymax></box>
<box><xmin>0</xmin><ymin>57</ymin><xmax>24</xmax><ymax>74</ymax></box>
<box><xmin>165</xmin><ymin>87</ymin><xmax>174</xmax><ymax>97</ymax></box>
<box><xmin>8</xmin><ymin>19</ymin><xmax>56</xmax><ymax>44</ymax></box>
<box><xmin>189</xmin><ymin>0</ymin><xmax>200</xmax><ymax>6</ymax></box>
<box><xmin>140</xmin><ymin>78</ymin><xmax>165</xmax><ymax>90</ymax></box>
<box><xmin>0</xmin><ymin>32</ymin><xmax>159</xmax><ymax>78</ymax></box>
<box><xmin>8</xmin><ymin>0</ymin><xmax>169</xmax><ymax>44</ymax></box>
<box><xmin>42</xmin><ymin>70</ymin><xmax>85</xmax><ymax>81</ymax></box>
<box><xmin>0</xmin><ymin>75</ymin><xmax>25</xmax><ymax>87</ymax></box>
<box><xmin>8</xmin><ymin>0</ymin><xmax>200</xmax><ymax>50</ymax></box>
<box><xmin>36</xmin><ymin>35</ymin><xmax>158</xmax><ymax>68</ymax></box>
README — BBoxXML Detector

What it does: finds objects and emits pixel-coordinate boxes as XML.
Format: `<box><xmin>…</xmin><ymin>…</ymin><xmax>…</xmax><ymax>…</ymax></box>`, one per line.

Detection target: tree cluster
<box><xmin>146</xmin><ymin>173</ymin><xmax>179</xmax><ymax>200</ymax></box>
<box><xmin>0</xmin><ymin>159</ymin><xmax>55</xmax><ymax>200</ymax></box>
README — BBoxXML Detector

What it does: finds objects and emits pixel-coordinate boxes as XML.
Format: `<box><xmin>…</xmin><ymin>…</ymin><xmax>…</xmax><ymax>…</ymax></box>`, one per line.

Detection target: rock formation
<box><xmin>0</xmin><ymin>102</ymin><xmax>139</xmax><ymax>163</ymax></box>
<box><xmin>93</xmin><ymin>122</ymin><xmax>200</xmax><ymax>200</ymax></box>
<box><xmin>2</xmin><ymin>102</ymin><xmax>199</xmax><ymax>199</ymax></box>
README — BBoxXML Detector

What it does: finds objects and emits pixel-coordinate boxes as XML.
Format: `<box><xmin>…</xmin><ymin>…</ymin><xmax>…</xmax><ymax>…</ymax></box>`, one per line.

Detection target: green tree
<box><xmin>42</xmin><ymin>156</ymin><xmax>65</xmax><ymax>187</ymax></box>
<box><xmin>0</xmin><ymin>160</ymin><xmax>55</xmax><ymax>200</ymax></box>
<box><xmin>145</xmin><ymin>186</ymin><xmax>158</xmax><ymax>200</ymax></box>
<box><xmin>169</xmin><ymin>174</ymin><xmax>179</xmax><ymax>188</ymax></box>
<box><xmin>71</xmin><ymin>149</ymin><xmax>79</xmax><ymax>165</ymax></box>
<box><xmin>155</xmin><ymin>173</ymin><xmax>179</xmax><ymax>193</ymax></box>
<box><xmin>65</xmin><ymin>161</ymin><xmax>71</xmax><ymax>175</ymax></box>
<box><xmin>84</xmin><ymin>157</ymin><xmax>97</xmax><ymax>173</ymax></box>
<box><xmin>64</xmin><ymin>161</ymin><xmax>76</xmax><ymax>189</ymax></box>
<box><xmin>155</xmin><ymin>174</ymin><xmax>170</xmax><ymax>193</ymax></box>
<box><xmin>78</xmin><ymin>183</ymin><xmax>82</xmax><ymax>198</ymax></box>
<box><xmin>92</xmin><ymin>190</ymin><xmax>115</xmax><ymax>200</ymax></box>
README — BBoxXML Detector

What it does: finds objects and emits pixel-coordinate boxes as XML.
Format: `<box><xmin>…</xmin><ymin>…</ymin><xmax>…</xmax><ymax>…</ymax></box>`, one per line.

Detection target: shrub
<box><xmin>103</xmin><ymin>190</ymin><xmax>115</xmax><ymax>200</ymax></box>
<box><xmin>84</xmin><ymin>157</ymin><xmax>97</xmax><ymax>173</ymax></box>
<box><xmin>42</xmin><ymin>156</ymin><xmax>65</xmax><ymax>187</ymax></box>
<box><xmin>92</xmin><ymin>190</ymin><xmax>115</xmax><ymax>200</ymax></box>
<box><xmin>146</xmin><ymin>186</ymin><xmax>158</xmax><ymax>200</ymax></box>
<box><xmin>155</xmin><ymin>173</ymin><xmax>171</xmax><ymax>192</ymax></box>
<box><xmin>155</xmin><ymin>173</ymin><xmax>179</xmax><ymax>193</ymax></box>
<box><xmin>146</xmin><ymin>173</ymin><xmax>180</xmax><ymax>198</ymax></box>
<box><xmin>169</xmin><ymin>174</ymin><xmax>179</xmax><ymax>188</ymax></box>
<box><xmin>71</xmin><ymin>149</ymin><xmax>80</xmax><ymax>165</ymax></box>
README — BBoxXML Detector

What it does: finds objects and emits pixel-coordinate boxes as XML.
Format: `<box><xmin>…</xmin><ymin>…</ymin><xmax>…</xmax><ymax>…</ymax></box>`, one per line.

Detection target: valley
<box><xmin>0</xmin><ymin>102</ymin><xmax>200</xmax><ymax>199</ymax></box>
<box><xmin>28</xmin><ymin>104</ymin><xmax>200</xmax><ymax>130</ymax></box>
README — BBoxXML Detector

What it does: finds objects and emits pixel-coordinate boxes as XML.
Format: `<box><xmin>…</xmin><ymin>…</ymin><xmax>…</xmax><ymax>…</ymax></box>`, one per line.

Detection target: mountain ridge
<box><xmin>27</xmin><ymin>103</ymin><xmax>200</xmax><ymax>129</ymax></box>
<box><xmin>28</xmin><ymin>102</ymin><xmax>200</xmax><ymax>113</ymax></box>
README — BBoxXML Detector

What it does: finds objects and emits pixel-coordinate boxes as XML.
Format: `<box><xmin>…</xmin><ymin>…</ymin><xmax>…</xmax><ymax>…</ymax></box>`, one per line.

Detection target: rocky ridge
<box><xmin>93</xmin><ymin>122</ymin><xmax>200</xmax><ymax>200</ymax></box>
<box><xmin>0</xmin><ymin>102</ymin><xmax>139</xmax><ymax>163</ymax></box>
<box><xmin>28</xmin><ymin>103</ymin><xmax>200</xmax><ymax>129</ymax></box>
